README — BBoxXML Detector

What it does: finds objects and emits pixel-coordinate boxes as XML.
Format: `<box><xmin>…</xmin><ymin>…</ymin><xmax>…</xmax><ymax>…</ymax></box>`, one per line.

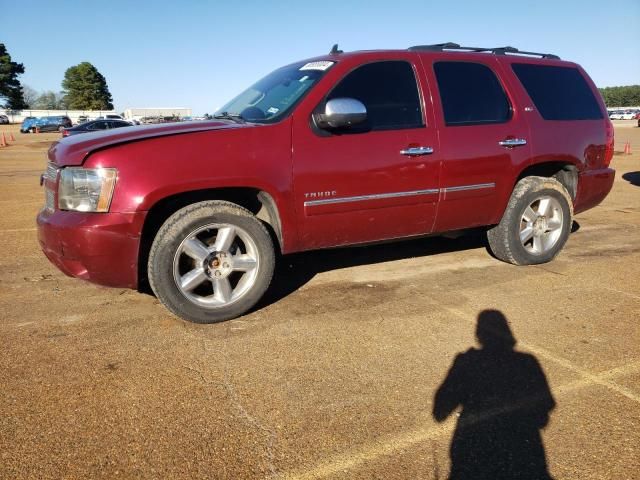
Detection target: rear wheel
<box><xmin>148</xmin><ymin>201</ymin><xmax>275</xmax><ymax>323</ymax></box>
<box><xmin>487</xmin><ymin>176</ymin><xmax>573</xmax><ymax>265</ymax></box>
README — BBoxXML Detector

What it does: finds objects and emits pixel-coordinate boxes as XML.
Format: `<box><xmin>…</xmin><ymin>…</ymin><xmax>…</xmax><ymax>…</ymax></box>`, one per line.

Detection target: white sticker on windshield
<box><xmin>267</xmin><ymin>107</ymin><xmax>280</xmax><ymax>115</ymax></box>
<box><xmin>300</xmin><ymin>61</ymin><xmax>334</xmax><ymax>71</ymax></box>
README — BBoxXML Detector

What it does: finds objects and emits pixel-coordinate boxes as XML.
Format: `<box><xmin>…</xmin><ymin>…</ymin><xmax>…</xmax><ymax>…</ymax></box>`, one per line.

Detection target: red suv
<box><xmin>37</xmin><ymin>43</ymin><xmax>615</xmax><ymax>323</ymax></box>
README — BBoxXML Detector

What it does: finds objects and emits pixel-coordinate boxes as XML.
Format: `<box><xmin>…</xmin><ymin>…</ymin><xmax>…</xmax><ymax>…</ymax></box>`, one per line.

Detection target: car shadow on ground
<box><xmin>433</xmin><ymin>309</ymin><xmax>556</xmax><ymax>480</ymax></box>
<box><xmin>622</xmin><ymin>172</ymin><xmax>640</xmax><ymax>186</ymax></box>
<box><xmin>256</xmin><ymin>229</ymin><xmax>488</xmax><ymax>310</ymax></box>
<box><xmin>257</xmin><ymin>221</ymin><xmax>581</xmax><ymax>311</ymax></box>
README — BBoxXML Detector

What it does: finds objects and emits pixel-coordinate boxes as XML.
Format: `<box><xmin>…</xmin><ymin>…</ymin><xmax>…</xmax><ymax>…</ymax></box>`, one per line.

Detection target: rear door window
<box><xmin>434</xmin><ymin>62</ymin><xmax>511</xmax><ymax>126</ymax></box>
<box><xmin>512</xmin><ymin>64</ymin><xmax>603</xmax><ymax>120</ymax></box>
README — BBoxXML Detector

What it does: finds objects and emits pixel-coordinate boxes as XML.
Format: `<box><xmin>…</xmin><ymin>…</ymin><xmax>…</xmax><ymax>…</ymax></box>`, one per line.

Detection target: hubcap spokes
<box><xmin>173</xmin><ymin>223</ymin><xmax>259</xmax><ymax>308</ymax></box>
<box><xmin>519</xmin><ymin>196</ymin><xmax>563</xmax><ymax>255</ymax></box>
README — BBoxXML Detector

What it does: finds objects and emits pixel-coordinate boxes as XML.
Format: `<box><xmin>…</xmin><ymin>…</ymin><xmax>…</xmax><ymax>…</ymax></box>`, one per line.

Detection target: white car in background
<box><xmin>96</xmin><ymin>114</ymin><xmax>125</xmax><ymax>121</ymax></box>
<box><xmin>0</xmin><ymin>114</ymin><xmax>9</xmax><ymax>124</ymax></box>
<box><xmin>609</xmin><ymin>110</ymin><xmax>637</xmax><ymax>120</ymax></box>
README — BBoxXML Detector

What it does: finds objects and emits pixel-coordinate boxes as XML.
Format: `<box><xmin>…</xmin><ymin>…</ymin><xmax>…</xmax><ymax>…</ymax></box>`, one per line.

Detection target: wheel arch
<box><xmin>516</xmin><ymin>161</ymin><xmax>579</xmax><ymax>200</ymax></box>
<box><xmin>137</xmin><ymin>186</ymin><xmax>284</xmax><ymax>292</ymax></box>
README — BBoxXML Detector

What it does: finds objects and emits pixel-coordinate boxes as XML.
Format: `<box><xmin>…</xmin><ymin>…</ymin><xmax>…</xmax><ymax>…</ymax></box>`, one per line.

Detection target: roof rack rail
<box><xmin>408</xmin><ymin>42</ymin><xmax>560</xmax><ymax>60</ymax></box>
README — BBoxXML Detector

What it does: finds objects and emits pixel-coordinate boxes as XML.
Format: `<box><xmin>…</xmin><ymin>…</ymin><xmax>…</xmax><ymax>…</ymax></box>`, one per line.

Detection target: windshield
<box><xmin>215</xmin><ymin>60</ymin><xmax>335</xmax><ymax>123</ymax></box>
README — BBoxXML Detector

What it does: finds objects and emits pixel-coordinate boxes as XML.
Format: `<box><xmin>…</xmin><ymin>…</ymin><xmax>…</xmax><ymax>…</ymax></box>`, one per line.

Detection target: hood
<box><xmin>48</xmin><ymin>120</ymin><xmax>254</xmax><ymax>167</ymax></box>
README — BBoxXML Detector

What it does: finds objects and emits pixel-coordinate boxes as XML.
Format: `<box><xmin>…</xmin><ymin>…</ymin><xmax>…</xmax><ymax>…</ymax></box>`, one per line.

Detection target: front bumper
<box><xmin>574</xmin><ymin>168</ymin><xmax>615</xmax><ymax>215</ymax></box>
<box><xmin>36</xmin><ymin>209</ymin><xmax>146</xmax><ymax>289</ymax></box>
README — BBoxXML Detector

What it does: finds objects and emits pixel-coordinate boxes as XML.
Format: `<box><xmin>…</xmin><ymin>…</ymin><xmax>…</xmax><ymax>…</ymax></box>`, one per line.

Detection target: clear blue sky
<box><xmin>3</xmin><ymin>0</ymin><xmax>639</xmax><ymax>114</ymax></box>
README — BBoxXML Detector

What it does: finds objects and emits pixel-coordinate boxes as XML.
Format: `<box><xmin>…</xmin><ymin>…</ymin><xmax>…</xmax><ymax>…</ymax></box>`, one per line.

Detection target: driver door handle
<box><xmin>498</xmin><ymin>138</ymin><xmax>527</xmax><ymax>148</ymax></box>
<box><xmin>400</xmin><ymin>146</ymin><xmax>434</xmax><ymax>156</ymax></box>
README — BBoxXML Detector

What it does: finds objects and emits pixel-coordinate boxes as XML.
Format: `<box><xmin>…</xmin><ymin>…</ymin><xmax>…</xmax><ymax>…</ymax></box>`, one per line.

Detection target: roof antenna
<box><xmin>330</xmin><ymin>44</ymin><xmax>343</xmax><ymax>54</ymax></box>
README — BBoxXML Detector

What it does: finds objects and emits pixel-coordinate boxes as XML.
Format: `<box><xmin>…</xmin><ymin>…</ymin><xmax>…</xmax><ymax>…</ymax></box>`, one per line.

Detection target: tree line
<box><xmin>1</xmin><ymin>43</ymin><xmax>113</xmax><ymax>111</ymax></box>
<box><xmin>598</xmin><ymin>85</ymin><xmax>640</xmax><ymax>108</ymax></box>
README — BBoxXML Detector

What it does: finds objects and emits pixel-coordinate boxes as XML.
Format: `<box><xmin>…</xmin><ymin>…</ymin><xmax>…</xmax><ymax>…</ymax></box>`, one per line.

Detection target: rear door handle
<box><xmin>498</xmin><ymin>138</ymin><xmax>527</xmax><ymax>148</ymax></box>
<box><xmin>400</xmin><ymin>146</ymin><xmax>434</xmax><ymax>156</ymax></box>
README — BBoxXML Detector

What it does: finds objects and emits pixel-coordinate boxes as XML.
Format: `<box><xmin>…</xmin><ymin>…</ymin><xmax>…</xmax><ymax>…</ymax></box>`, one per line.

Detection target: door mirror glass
<box><xmin>314</xmin><ymin>98</ymin><xmax>367</xmax><ymax>130</ymax></box>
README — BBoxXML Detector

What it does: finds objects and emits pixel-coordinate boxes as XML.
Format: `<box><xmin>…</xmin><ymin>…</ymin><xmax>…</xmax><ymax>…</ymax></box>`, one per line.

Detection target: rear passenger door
<box><xmin>424</xmin><ymin>57</ymin><xmax>532</xmax><ymax>232</ymax></box>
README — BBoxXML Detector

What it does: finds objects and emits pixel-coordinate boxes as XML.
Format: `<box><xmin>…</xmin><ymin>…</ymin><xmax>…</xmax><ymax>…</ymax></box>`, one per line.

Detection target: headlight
<box><xmin>58</xmin><ymin>168</ymin><xmax>117</xmax><ymax>212</ymax></box>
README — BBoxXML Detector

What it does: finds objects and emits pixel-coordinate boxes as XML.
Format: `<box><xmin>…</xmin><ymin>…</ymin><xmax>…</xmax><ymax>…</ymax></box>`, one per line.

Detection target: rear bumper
<box><xmin>574</xmin><ymin>167</ymin><xmax>615</xmax><ymax>215</ymax></box>
<box><xmin>37</xmin><ymin>209</ymin><xmax>146</xmax><ymax>289</ymax></box>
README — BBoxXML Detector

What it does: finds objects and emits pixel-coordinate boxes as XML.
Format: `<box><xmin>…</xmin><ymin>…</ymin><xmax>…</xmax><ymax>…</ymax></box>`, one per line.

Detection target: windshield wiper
<box><xmin>212</xmin><ymin>112</ymin><xmax>246</xmax><ymax>123</ymax></box>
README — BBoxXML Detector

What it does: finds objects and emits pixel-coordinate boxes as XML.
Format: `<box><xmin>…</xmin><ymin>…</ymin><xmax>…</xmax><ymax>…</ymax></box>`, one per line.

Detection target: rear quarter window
<box><xmin>511</xmin><ymin>64</ymin><xmax>603</xmax><ymax>120</ymax></box>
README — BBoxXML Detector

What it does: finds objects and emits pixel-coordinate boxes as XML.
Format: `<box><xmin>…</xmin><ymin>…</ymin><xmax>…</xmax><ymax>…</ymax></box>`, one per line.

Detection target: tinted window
<box><xmin>327</xmin><ymin>61</ymin><xmax>423</xmax><ymax>130</ymax></box>
<box><xmin>512</xmin><ymin>64</ymin><xmax>603</xmax><ymax>120</ymax></box>
<box><xmin>434</xmin><ymin>62</ymin><xmax>511</xmax><ymax>126</ymax></box>
<box><xmin>88</xmin><ymin>121</ymin><xmax>108</xmax><ymax>130</ymax></box>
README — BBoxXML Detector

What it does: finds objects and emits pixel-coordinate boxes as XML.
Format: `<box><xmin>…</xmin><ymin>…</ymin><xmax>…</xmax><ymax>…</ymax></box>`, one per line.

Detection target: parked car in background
<box><xmin>26</xmin><ymin>116</ymin><xmax>72</xmax><ymax>133</ymax></box>
<box><xmin>20</xmin><ymin>117</ymin><xmax>39</xmax><ymax>133</ymax></box>
<box><xmin>76</xmin><ymin>116</ymin><xmax>90</xmax><ymax>125</ymax></box>
<box><xmin>0</xmin><ymin>114</ymin><xmax>9</xmax><ymax>124</ymax></box>
<box><xmin>96</xmin><ymin>114</ymin><xmax>125</xmax><ymax>121</ymax></box>
<box><xmin>62</xmin><ymin>119</ymin><xmax>134</xmax><ymax>137</ymax></box>
<box><xmin>140</xmin><ymin>116</ymin><xmax>161</xmax><ymax>124</ymax></box>
<box><xmin>609</xmin><ymin>110</ymin><xmax>637</xmax><ymax>120</ymax></box>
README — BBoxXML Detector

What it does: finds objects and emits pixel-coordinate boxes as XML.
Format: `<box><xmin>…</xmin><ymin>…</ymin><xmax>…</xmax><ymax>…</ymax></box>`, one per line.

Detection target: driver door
<box><xmin>292</xmin><ymin>58</ymin><xmax>441</xmax><ymax>250</ymax></box>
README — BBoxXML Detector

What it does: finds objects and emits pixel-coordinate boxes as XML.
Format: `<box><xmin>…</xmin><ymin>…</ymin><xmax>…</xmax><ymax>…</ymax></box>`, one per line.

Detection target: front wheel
<box><xmin>148</xmin><ymin>201</ymin><xmax>275</xmax><ymax>323</ymax></box>
<box><xmin>487</xmin><ymin>176</ymin><xmax>573</xmax><ymax>265</ymax></box>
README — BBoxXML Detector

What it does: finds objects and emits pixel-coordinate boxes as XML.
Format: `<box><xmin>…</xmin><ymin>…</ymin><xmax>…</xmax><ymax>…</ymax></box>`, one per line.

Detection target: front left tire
<box><xmin>148</xmin><ymin>201</ymin><xmax>275</xmax><ymax>323</ymax></box>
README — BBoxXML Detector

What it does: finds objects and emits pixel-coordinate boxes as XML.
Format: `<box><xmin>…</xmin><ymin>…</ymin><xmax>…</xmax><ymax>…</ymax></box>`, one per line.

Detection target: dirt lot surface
<box><xmin>1</xmin><ymin>122</ymin><xmax>639</xmax><ymax>479</ymax></box>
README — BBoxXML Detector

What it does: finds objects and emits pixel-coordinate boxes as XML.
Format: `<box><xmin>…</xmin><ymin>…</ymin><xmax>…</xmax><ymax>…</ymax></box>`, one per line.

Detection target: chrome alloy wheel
<box><xmin>519</xmin><ymin>196</ymin><xmax>564</xmax><ymax>255</ymax></box>
<box><xmin>172</xmin><ymin>223</ymin><xmax>260</xmax><ymax>308</ymax></box>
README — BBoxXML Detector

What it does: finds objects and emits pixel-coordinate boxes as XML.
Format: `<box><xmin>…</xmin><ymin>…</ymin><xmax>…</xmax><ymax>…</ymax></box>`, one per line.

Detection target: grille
<box><xmin>44</xmin><ymin>163</ymin><xmax>59</xmax><ymax>182</ymax></box>
<box><xmin>43</xmin><ymin>163</ymin><xmax>58</xmax><ymax>212</ymax></box>
<box><xmin>45</xmin><ymin>188</ymin><xmax>55</xmax><ymax>212</ymax></box>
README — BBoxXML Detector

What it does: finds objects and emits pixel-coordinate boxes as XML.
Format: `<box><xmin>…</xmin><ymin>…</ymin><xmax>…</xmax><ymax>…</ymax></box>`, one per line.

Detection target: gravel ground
<box><xmin>0</xmin><ymin>122</ymin><xmax>639</xmax><ymax>479</ymax></box>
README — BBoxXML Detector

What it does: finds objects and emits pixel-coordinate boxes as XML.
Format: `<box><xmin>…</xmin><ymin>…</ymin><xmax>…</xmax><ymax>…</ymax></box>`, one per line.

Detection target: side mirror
<box><xmin>314</xmin><ymin>98</ymin><xmax>367</xmax><ymax>130</ymax></box>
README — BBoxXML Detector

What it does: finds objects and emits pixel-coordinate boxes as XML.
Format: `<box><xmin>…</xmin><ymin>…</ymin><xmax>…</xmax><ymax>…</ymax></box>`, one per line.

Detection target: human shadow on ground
<box><xmin>622</xmin><ymin>172</ymin><xmax>640</xmax><ymax>187</ymax></box>
<box><xmin>433</xmin><ymin>310</ymin><xmax>556</xmax><ymax>480</ymax></box>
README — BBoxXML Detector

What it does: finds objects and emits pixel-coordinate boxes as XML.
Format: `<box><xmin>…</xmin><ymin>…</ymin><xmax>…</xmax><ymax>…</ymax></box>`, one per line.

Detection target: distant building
<box><xmin>123</xmin><ymin>108</ymin><xmax>192</xmax><ymax>122</ymax></box>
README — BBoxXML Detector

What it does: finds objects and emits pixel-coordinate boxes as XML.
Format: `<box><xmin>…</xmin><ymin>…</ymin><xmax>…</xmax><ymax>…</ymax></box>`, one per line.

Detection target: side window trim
<box><xmin>433</xmin><ymin>60</ymin><xmax>513</xmax><ymax>127</ymax></box>
<box><xmin>313</xmin><ymin>59</ymin><xmax>426</xmax><ymax>133</ymax></box>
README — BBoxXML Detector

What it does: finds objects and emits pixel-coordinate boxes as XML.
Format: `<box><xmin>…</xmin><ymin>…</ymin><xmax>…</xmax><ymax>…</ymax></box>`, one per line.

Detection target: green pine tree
<box><xmin>0</xmin><ymin>43</ymin><xmax>28</xmax><ymax>109</ymax></box>
<box><xmin>62</xmin><ymin>62</ymin><xmax>114</xmax><ymax>110</ymax></box>
<box><xmin>598</xmin><ymin>85</ymin><xmax>640</xmax><ymax>107</ymax></box>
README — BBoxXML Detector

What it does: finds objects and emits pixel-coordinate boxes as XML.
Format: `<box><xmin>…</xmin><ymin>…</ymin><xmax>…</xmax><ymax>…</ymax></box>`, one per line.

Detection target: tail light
<box><xmin>62</xmin><ymin>129</ymin><xmax>69</xmax><ymax>137</ymax></box>
<box><xmin>604</xmin><ymin>119</ymin><xmax>614</xmax><ymax>167</ymax></box>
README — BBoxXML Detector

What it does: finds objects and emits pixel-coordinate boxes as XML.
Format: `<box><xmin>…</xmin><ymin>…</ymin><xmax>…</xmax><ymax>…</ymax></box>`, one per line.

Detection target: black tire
<box><xmin>148</xmin><ymin>201</ymin><xmax>275</xmax><ymax>323</ymax></box>
<box><xmin>487</xmin><ymin>176</ymin><xmax>573</xmax><ymax>265</ymax></box>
